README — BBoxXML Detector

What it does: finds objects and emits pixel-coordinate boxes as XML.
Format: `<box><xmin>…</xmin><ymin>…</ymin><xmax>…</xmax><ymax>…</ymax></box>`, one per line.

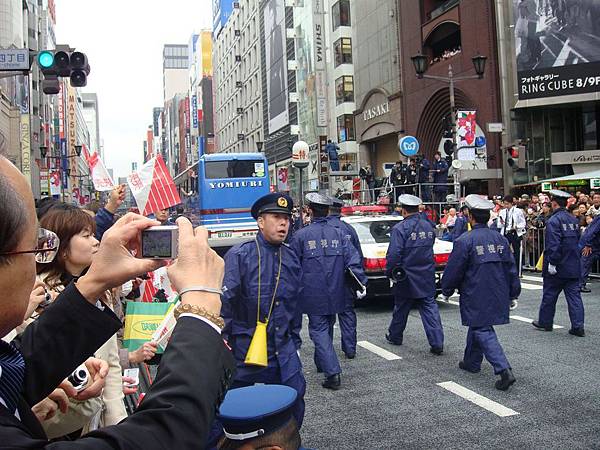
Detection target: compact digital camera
<box><xmin>67</xmin><ymin>365</ymin><xmax>90</xmax><ymax>392</ymax></box>
<box><xmin>141</xmin><ymin>225</ymin><xmax>179</xmax><ymax>259</ymax></box>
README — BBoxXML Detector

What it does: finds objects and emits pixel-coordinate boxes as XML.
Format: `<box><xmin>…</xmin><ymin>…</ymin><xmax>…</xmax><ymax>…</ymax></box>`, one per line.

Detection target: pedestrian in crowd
<box><xmin>327</xmin><ymin>197</ymin><xmax>362</xmax><ymax>360</ymax></box>
<box><xmin>389</xmin><ymin>161</ymin><xmax>405</xmax><ymax>203</ymax></box>
<box><xmin>587</xmin><ymin>193</ymin><xmax>600</xmax><ymax>217</ymax></box>
<box><xmin>451</xmin><ymin>205</ymin><xmax>470</xmax><ymax>241</ymax></box>
<box><xmin>326</xmin><ymin>140</ymin><xmax>340</xmax><ymax>172</ymax></box>
<box><xmin>92</xmin><ymin>184</ymin><xmax>127</xmax><ymax>240</ymax></box>
<box><xmin>418</xmin><ymin>156</ymin><xmax>431</xmax><ymax>202</ymax></box>
<box><xmin>0</xmin><ymin>155</ymin><xmax>234</xmax><ymax>447</ymax></box>
<box><xmin>535</xmin><ymin>202</ymin><xmax>552</xmax><ymax>228</ymax></box>
<box><xmin>359</xmin><ymin>166</ymin><xmax>375</xmax><ymax>202</ymax></box>
<box><xmin>419</xmin><ymin>203</ymin><xmax>436</xmax><ymax>225</ymax></box>
<box><xmin>218</xmin><ymin>193</ymin><xmax>305</xmax><ymax>434</ymax></box>
<box><xmin>385</xmin><ymin>194</ymin><xmax>444</xmax><ymax>355</ymax></box>
<box><xmin>290</xmin><ymin>193</ymin><xmax>367</xmax><ymax>390</ymax></box>
<box><xmin>216</xmin><ymin>385</ymin><xmax>309</xmax><ymax>450</ymax></box>
<box><xmin>441</xmin><ymin>194</ymin><xmax>520</xmax><ymax>391</ymax></box>
<box><xmin>497</xmin><ymin>195</ymin><xmax>527</xmax><ymax>275</ymax></box>
<box><xmin>30</xmin><ymin>204</ymin><xmax>127</xmax><ymax>438</ymax></box>
<box><xmin>533</xmin><ymin>190</ymin><xmax>585</xmax><ymax>337</ymax></box>
<box><xmin>432</xmin><ymin>152</ymin><xmax>449</xmax><ymax>204</ymax></box>
<box><xmin>154</xmin><ymin>207</ymin><xmax>173</xmax><ymax>225</ymax></box>
<box><xmin>405</xmin><ymin>158</ymin><xmax>418</xmax><ymax>196</ymax></box>
<box><xmin>579</xmin><ymin>213</ymin><xmax>600</xmax><ymax>293</ymax></box>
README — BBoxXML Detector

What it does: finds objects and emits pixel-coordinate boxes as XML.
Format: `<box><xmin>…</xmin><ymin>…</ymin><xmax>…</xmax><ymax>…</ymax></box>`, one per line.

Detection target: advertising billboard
<box><xmin>264</xmin><ymin>0</ymin><xmax>289</xmax><ymax>134</ymax></box>
<box><xmin>514</xmin><ymin>0</ymin><xmax>600</xmax><ymax>99</ymax></box>
<box><xmin>213</xmin><ymin>0</ymin><xmax>234</xmax><ymax>37</ymax></box>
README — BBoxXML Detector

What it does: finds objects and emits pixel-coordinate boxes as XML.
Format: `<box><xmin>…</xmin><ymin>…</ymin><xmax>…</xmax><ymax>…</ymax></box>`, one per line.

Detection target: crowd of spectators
<box><xmin>430</xmin><ymin>47</ymin><xmax>462</xmax><ymax>65</ymax></box>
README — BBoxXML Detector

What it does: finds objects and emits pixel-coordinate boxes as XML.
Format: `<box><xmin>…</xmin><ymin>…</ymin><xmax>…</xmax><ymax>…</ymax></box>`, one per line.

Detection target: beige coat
<box><xmin>29</xmin><ymin>274</ymin><xmax>127</xmax><ymax>437</ymax></box>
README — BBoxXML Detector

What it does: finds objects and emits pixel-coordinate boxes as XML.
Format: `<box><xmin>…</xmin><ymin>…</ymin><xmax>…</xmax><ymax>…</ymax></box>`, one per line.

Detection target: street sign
<box><xmin>487</xmin><ymin>122</ymin><xmax>504</xmax><ymax>133</ymax></box>
<box><xmin>541</xmin><ymin>182</ymin><xmax>552</xmax><ymax>192</ymax></box>
<box><xmin>475</xmin><ymin>136</ymin><xmax>486</xmax><ymax>148</ymax></box>
<box><xmin>292</xmin><ymin>140</ymin><xmax>309</xmax><ymax>168</ymax></box>
<box><xmin>590</xmin><ymin>179</ymin><xmax>600</xmax><ymax>189</ymax></box>
<box><xmin>398</xmin><ymin>135</ymin><xmax>419</xmax><ymax>157</ymax></box>
<box><xmin>0</xmin><ymin>48</ymin><xmax>30</xmax><ymax>71</ymax></box>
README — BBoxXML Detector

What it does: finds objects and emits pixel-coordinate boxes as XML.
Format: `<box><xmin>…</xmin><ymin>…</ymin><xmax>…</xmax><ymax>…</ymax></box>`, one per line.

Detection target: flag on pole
<box><xmin>127</xmin><ymin>154</ymin><xmax>181</xmax><ymax>216</ymax></box>
<box><xmin>82</xmin><ymin>145</ymin><xmax>115</xmax><ymax>192</ymax></box>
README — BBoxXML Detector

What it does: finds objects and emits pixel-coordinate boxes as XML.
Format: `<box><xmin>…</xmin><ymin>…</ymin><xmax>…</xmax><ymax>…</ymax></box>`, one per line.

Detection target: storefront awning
<box><xmin>539</xmin><ymin>169</ymin><xmax>600</xmax><ymax>183</ymax></box>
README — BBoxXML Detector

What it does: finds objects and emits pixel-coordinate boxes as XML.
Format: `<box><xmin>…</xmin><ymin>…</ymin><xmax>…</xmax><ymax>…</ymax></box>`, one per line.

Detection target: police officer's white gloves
<box><xmin>548</xmin><ymin>264</ymin><xmax>557</xmax><ymax>275</ymax></box>
<box><xmin>510</xmin><ymin>299</ymin><xmax>518</xmax><ymax>310</ymax></box>
<box><xmin>356</xmin><ymin>289</ymin><xmax>367</xmax><ymax>300</ymax></box>
<box><xmin>440</xmin><ymin>294</ymin><xmax>450</xmax><ymax>302</ymax></box>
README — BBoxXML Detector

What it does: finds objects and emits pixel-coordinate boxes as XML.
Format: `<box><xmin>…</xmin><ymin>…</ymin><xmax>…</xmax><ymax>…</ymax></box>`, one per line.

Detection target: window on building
<box><xmin>333</xmin><ymin>37</ymin><xmax>352</xmax><ymax>67</ymax></box>
<box><xmin>335</xmin><ymin>76</ymin><xmax>354</xmax><ymax>105</ymax></box>
<box><xmin>332</xmin><ymin>0</ymin><xmax>351</xmax><ymax>30</ymax></box>
<box><xmin>337</xmin><ymin>115</ymin><xmax>355</xmax><ymax>142</ymax></box>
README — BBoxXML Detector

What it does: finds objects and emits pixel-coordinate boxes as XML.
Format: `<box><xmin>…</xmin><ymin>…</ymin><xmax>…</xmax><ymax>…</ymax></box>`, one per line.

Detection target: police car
<box><xmin>340</xmin><ymin>213</ymin><xmax>453</xmax><ymax>299</ymax></box>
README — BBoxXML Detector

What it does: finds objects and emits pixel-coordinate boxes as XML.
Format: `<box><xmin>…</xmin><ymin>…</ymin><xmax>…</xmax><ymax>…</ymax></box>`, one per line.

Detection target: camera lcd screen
<box><xmin>142</xmin><ymin>230</ymin><xmax>173</xmax><ymax>258</ymax></box>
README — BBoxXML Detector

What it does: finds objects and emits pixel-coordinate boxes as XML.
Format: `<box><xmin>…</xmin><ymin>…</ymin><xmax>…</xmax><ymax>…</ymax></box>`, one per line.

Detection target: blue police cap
<box><xmin>218</xmin><ymin>385</ymin><xmax>297</xmax><ymax>442</ymax></box>
<box><xmin>548</xmin><ymin>189</ymin><xmax>572</xmax><ymax>199</ymax></box>
<box><xmin>305</xmin><ymin>192</ymin><xmax>332</xmax><ymax>206</ymax></box>
<box><xmin>397</xmin><ymin>194</ymin><xmax>422</xmax><ymax>207</ymax></box>
<box><xmin>251</xmin><ymin>193</ymin><xmax>294</xmax><ymax>219</ymax></box>
<box><xmin>464</xmin><ymin>194</ymin><xmax>494</xmax><ymax>210</ymax></box>
<box><xmin>328</xmin><ymin>196</ymin><xmax>344</xmax><ymax>208</ymax></box>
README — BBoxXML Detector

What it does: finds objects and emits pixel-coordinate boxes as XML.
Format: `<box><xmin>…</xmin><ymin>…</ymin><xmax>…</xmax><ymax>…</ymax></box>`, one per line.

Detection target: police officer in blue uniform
<box><xmin>450</xmin><ymin>205</ymin><xmax>469</xmax><ymax>241</ymax></box>
<box><xmin>385</xmin><ymin>194</ymin><xmax>444</xmax><ymax>354</ymax></box>
<box><xmin>327</xmin><ymin>196</ymin><xmax>362</xmax><ymax>359</ymax></box>
<box><xmin>579</xmin><ymin>213</ymin><xmax>600</xmax><ymax>293</ymax></box>
<box><xmin>441</xmin><ymin>194</ymin><xmax>520</xmax><ymax>390</ymax></box>
<box><xmin>432</xmin><ymin>152</ymin><xmax>449</xmax><ymax>204</ymax></box>
<box><xmin>533</xmin><ymin>190</ymin><xmax>585</xmax><ymax>337</ymax></box>
<box><xmin>290</xmin><ymin>193</ymin><xmax>367</xmax><ymax>390</ymax></box>
<box><xmin>218</xmin><ymin>385</ymin><xmax>313</xmax><ymax>450</ymax></box>
<box><xmin>221</xmin><ymin>193</ymin><xmax>306</xmax><ymax>425</ymax></box>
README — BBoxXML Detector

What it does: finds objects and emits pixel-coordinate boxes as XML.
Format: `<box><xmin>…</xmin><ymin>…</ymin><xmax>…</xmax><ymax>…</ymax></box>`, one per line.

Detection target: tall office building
<box><xmin>82</xmin><ymin>93</ymin><xmax>101</xmax><ymax>158</ymax></box>
<box><xmin>163</xmin><ymin>44</ymin><xmax>189</xmax><ymax>103</ymax></box>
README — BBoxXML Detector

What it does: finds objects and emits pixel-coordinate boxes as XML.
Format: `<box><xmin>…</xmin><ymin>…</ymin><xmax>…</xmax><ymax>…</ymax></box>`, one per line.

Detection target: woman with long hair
<box><xmin>31</xmin><ymin>204</ymin><xmax>127</xmax><ymax>439</ymax></box>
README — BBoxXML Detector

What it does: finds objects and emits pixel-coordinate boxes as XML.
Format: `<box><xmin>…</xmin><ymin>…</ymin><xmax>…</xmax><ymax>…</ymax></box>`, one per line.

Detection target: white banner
<box><xmin>83</xmin><ymin>146</ymin><xmax>115</xmax><ymax>191</ymax></box>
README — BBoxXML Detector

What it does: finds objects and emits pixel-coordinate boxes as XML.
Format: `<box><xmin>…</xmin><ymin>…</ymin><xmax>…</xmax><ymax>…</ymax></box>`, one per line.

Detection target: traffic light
<box><xmin>506</xmin><ymin>144</ymin><xmax>525</xmax><ymax>169</ymax></box>
<box><xmin>36</xmin><ymin>48</ymin><xmax>90</xmax><ymax>95</ymax></box>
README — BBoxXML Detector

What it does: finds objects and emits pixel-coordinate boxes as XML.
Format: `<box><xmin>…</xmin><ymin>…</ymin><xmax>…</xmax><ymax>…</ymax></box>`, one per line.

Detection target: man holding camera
<box><xmin>385</xmin><ymin>194</ymin><xmax>444</xmax><ymax>355</ymax></box>
<box><xmin>497</xmin><ymin>195</ymin><xmax>526</xmax><ymax>274</ymax></box>
<box><xmin>0</xmin><ymin>155</ymin><xmax>234</xmax><ymax>448</ymax></box>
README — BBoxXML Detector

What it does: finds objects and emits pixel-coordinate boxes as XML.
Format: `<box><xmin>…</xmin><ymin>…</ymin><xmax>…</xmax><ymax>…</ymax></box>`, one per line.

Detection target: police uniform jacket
<box><xmin>386</xmin><ymin>213</ymin><xmax>436</xmax><ymax>299</ymax></box>
<box><xmin>579</xmin><ymin>214</ymin><xmax>600</xmax><ymax>251</ymax></box>
<box><xmin>441</xmin><ymin>224</ymin><xmax>521</xmax><ymax>327</ymax></box>
<box><xmin>451</xmin><ymin>215</ymin><xmax>468</xmax><ymax>241</ymax></box>
<box><xmin>222</xmin><ymin>232</ymin><xmax>303</xmax><ymax>382</ymax></box>
<box><xmin>326</xmin><ymin>215</ymin><xmax>363</xmax><ymax>259</ymax></box>
<box><xmin>543</xmin><ymin>208</ymin><xmax>581</xmax><ymax>278</ymax></box>
<box><xmin>432</xmin><ymin>159</ymin><xmax>449</xmax><ymax>189</ymax></box>
<box><xmin>290</xmin><ymin>217</ymin><xmax>366</xmax><ymax>315</ymax></box>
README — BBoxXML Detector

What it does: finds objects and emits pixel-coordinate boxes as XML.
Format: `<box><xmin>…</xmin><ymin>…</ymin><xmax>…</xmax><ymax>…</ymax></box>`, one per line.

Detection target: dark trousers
<box><xmin>539</xmin><ymin>276</ymin><xmax>585</xmax><ymax>329</ymax></box>
<box><xmin>308</xmin><ymin>314</ymin><xmax>341</xmax><ymax>377</ymax></box>
<box><xmin>463</xmin><ymin>326</ymin><xmax>510</xmax><ymax>375</ymax></box>
<box><xmin>580</xmin><ymin>250</ymin><xmax>600</xmax><ymax>288</ymax></box>
<box><xmin>338</xmin><ymin>308</ymin><xmax>357</xmax><ymax>356</ymax></box>
<box><xmin>388</xmin><ymin>296</ymin><xmax>444</xmax><ymax>348</ymax></box>
<box><xmin>505</xmin><ymin>232</ymin><xmax>522</xmax><ymax>273</ymax></box>
<box><xmin>434</xmin><ymin>189</ymin><xmax>447</xmax><ymax>203</ymax></box>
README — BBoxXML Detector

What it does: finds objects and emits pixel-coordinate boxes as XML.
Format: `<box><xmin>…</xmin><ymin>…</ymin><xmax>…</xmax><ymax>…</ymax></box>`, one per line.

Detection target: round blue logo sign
<box><xmin>475</xmin><ymin>136</ymin><xmax>486</xmax><ymax>148</ymax></box>
<box><xmin>398</xmin><ymin>136</ymin><xmax>420</xmax><ymax>157</ymax></box>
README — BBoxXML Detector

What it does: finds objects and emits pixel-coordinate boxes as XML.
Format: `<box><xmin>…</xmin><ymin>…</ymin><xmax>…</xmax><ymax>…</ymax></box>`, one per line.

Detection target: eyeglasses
<box><xmin>0</xmin><ymin>228</ymin><xmax>60</xmax><ymax>264</ymax></box>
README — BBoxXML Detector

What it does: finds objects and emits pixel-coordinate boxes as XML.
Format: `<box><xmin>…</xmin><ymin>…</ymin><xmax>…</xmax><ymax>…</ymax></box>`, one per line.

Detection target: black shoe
<box><xmin>495</xmin><ymin>368</ymin><xmax>516</xmax><ymax>391</ymax></box>
<box><xmin>385</xmin><ymin>334</ymin><xmax>402</xmax><ymax>346</ymax></box>
<box><xmin>580</xmin><ymin>286</ymin><xmax>591</xmax><ymax>293</ymax></box>
<box><xmin>532</xmin><ymin>321</ymin><xmax>553</xmax><ymax>331</ymax></box>
<box><xmin>322</xmin><ymin>374</ymin><xmax>341</xmax><ymax>390</ymax></box>
<box><xmin>569</xmin><ymin>328</ymin><xmax>585</xmax><ymax>337</ymax></box>
<box><xmin>345</xmin><ymin>352</ymin><xmax>356</xmax><ymax>359</ymax></box>
<box><xmin>430</xmin><ymin>346</ymin><xmax>443</xmax><ymax>355</ymax></box>
<box><xmin>458</xmin><ymin>361</ymin><xmax>480</xmax><ymax>373</ymax></box>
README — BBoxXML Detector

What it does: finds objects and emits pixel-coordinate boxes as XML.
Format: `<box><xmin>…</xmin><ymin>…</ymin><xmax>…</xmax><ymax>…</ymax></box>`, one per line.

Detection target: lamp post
<box><xmin>256</xmin><ymin>141</ymin><xmax>264</xmax><ymax>152</ymax></box>
<box><xmin>292</xmin><ymin>140</ymin><xmax>310</xmax><ymax>209</ymax></box>
<box><xmin>411</xmin><ymin>53</ymin><xmax>487</xmax><ymax>201</ymax></box>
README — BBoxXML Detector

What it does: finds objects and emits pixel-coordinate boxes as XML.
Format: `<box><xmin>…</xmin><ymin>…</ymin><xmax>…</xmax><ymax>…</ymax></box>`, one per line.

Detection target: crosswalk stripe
<box><xmin>521</xmin><ymin>275</ymin><xmax>543</xmax><ymax>283</ymax></box>
<box><xmin>357</xmin><ymin>341</ymin><xmax>402</xmax><ymax>361</ymax></box>
<box><xmin>510</xmin><ymin>315</ymin><xmax>564</xmax><ymax>329</ymax></box>
<box><xmin>521</xmin><ymin>282</ymin><xmax>543</xmax><ymax>290</ymax></box>
<box><xmin>437</xmin><ymin>381</ymin><xmax>519</xmax><ymax>417</ymax></box>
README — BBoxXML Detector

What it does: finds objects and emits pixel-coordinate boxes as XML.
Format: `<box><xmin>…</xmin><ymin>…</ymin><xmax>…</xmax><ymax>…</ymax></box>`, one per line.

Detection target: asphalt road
<box><xmin>298</xmin><ymin>274</ymin><xmax>600</xmax><ymax>450</ymax></box>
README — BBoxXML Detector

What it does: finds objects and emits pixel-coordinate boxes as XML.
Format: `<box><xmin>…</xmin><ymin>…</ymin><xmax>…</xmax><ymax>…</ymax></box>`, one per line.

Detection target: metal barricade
<box><xmin>522</xmin><ymin>226</ymin><xmax>544</xmax><ymax>271</ymax></box>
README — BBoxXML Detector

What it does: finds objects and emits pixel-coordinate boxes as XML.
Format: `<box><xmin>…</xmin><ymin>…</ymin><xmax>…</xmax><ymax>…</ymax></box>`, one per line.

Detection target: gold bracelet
<box><xmin>174</xmin><ymin>303</ymin><xmax>225</xmax><ymax>329</ymax></box>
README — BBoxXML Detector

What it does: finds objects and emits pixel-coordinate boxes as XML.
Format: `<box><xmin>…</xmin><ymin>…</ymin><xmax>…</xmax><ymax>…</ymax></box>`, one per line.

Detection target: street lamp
<box><xmin>74</xmin><ymin>145</ymin><xmax>82</xmax><ymax>157</ymax></box>
<box><xmin>256</xmin><ymin>141</ymin><xmax>264</xmax><ymax>152</ymax></box>
<box><xmin>411</xmin><ymin>51</ymin><xmax>487</xmax><ymax>202</ymax></box>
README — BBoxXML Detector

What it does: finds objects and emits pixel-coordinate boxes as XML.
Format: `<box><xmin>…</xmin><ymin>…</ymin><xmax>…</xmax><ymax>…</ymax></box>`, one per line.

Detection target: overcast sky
<box><xmin>55</xmin><ymin>0</ymin><xmax>212</xmax><ymax>179</ymax></box>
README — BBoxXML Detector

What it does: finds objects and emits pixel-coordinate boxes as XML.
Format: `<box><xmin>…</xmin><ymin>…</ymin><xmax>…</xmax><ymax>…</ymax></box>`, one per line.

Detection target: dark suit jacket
<box><xmin>0</xmin><ymin>282</ymin><xmax>235</xmax><ymax>449</ymax></box>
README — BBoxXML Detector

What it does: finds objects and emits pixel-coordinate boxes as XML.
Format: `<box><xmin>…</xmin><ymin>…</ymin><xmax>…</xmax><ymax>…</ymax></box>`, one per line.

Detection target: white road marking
<box><xmin>437</xmin><ymin>381</ymin><xmax>520</xmax><ymax>417</ymax></box>
<box><xmin>358</xmin><ymin>340</ymin><xmax>402</xmax><ymax>360</ymax></box>
<box><xmin>510</xmin><ymin>315</ymin><xmax>564</xmax><ymax>329</ymax></box>
<box><xmin>521</xmin><ymin>282</ymin><xmax>543</xmax><ymax>290</ymax></box>
<box><xmin>521</xmin><ymin>275</ymin><xmax>543</xmax><ymax>283</ymax></box>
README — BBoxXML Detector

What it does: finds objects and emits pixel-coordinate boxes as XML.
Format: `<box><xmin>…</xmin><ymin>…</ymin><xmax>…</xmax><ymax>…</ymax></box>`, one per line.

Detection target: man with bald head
<box><xmin>0</xmin><ymin>155</ymin><xmax>235</xmax><ymax>447</ymax></box>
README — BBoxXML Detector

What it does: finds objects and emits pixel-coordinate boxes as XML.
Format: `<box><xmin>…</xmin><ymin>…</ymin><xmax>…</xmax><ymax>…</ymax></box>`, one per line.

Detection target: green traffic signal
<box><xmin>37</xmin><ymin>51</ymin><xmax>54</xmax><ymax>69</ymax></box>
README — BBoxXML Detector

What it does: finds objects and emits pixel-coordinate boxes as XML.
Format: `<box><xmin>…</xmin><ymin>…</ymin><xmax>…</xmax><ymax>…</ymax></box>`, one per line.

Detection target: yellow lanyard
<box><xmin>255</xmin><ymin>238</ymin><xmax>282</xmax><ymax>324</ymax></box>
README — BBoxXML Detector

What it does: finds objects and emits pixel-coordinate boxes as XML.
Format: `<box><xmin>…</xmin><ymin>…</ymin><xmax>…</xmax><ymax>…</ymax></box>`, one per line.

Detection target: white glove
<box><xmin>548</xmin><ymin>264</ymin><xmax>557</xmax><ymax>275</ymax></box>
<box><xmin>440</xmin><ymin>294</ymin><xmax>450</xmax><ymax>303</ymax></box>
<box><xmin>356</xmin><ymin>289</ymin><xmax>367</xmax><ymax>300</ymax></box>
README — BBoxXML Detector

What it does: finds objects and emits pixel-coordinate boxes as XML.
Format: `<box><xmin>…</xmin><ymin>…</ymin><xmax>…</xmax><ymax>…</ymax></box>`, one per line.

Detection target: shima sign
<box><xmin>513</xmin><ymin>0</ymin><xmax>600</xmax><ymax>100</ymax></box>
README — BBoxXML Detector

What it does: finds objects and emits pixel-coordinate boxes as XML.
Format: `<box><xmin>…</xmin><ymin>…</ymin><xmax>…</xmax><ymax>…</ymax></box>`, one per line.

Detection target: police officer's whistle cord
<box><xmin>255</xmin><ymin>238</ymin><xmax>282</xmax><ymax>326</ymax></box>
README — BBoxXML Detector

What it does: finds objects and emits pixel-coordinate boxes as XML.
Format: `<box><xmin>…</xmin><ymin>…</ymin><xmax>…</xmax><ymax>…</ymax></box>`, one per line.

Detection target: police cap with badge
<box><xmin>251</xmin><ymin>193</ymin><xmax>294</xmax><ymax>219</ymax></box>
<box><xmin>464</xmin><ymin>194</ymin><xmax>494</xmax><ymax>211</ymax></box>
<box><xmin>218</xmin><ymin>384</ymin><xmax>299</xmax><ymax>443</ymax></box>
<box><xmin>397</xmin><ymin>194</ymin><xmax>422</xmax><ymax>207</ymax></box>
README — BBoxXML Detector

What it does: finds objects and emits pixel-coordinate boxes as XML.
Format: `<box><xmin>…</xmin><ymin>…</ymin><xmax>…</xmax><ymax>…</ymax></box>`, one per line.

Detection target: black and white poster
<box><xmin>514</xmin><ymin>0</ymin><xmax>600</xmax><ymax>99</ymax></box>
<box><xmin>264</xmin><ymin>0</ymin><xmax>289</xmax><ymax>133</ymax></box>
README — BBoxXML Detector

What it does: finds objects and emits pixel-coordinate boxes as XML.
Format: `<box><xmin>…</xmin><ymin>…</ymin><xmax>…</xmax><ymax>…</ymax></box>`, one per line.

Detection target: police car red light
<box><xmin>363</xmin><ymin>257</ymin><xmax>387</xmax><ymax>273</ymax></box>
<box><xmin>434</xmin><ymin>253</ymin><xmax>450</xmax><ymax>266</ymax></box>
